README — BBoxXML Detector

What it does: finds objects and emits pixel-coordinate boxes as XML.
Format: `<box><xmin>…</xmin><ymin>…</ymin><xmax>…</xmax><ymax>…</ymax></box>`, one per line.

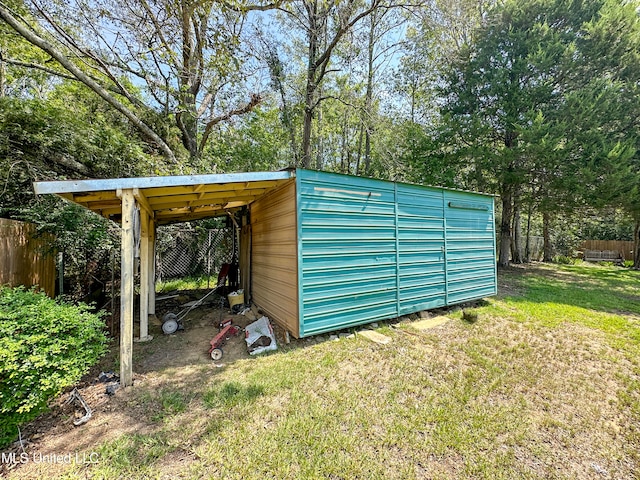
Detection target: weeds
<box><xmin>156</xmin><ymin>276</ymin><xmax>215</xmax><ymax>293</ymax></box>
<box><xmin>9</xmin><ymin>264</ymin><xmax>640</xmax><ymax>480</ymax></box>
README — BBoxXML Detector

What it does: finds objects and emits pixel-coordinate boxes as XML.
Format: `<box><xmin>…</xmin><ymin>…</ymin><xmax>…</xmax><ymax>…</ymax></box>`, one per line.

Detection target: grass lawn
<box><xmin>7</xmin><ymin>263</ymin><xmax>640</xmax><ymax>479</ymax></box>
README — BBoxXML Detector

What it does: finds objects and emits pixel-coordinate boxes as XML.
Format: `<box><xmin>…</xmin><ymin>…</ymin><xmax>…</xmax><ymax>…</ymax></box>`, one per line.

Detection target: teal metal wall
<box><xmin>296</xmin><ymin>170</ymin><xmax>496</xmax><ymax>337</ymax></box>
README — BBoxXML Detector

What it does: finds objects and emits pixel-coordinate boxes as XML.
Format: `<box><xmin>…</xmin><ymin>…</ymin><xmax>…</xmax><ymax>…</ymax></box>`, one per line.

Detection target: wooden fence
<box><xmin>0</xmin><ymin>218</ymin><xmax>56</xmax><ymax>297</ymax></box>
<box><xmin>579</xmin><ymin>240</ymin><xmax>635</xmax><ymax>261</ymax></box>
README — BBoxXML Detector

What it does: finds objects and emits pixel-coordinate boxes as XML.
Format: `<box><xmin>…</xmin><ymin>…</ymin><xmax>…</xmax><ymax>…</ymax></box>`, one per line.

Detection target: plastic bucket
<box><xmin>228</xmin><ymin>290</ymin><xmax>244</xmax><ymax>308</ymax></box>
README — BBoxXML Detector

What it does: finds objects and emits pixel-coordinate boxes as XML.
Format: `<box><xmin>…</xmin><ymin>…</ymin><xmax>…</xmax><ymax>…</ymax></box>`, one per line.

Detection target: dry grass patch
<box><xmin>3</xmin><ymin>263</ymin><xmax>639</xmax><ymax>479</ymax></box>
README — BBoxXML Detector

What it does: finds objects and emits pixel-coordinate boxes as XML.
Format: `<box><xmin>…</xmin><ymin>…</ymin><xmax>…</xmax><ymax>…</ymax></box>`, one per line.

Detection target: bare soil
<box><xmin>0</xmin><ymin>294</ymin><xmax>305</xmax><ymax>480</ymax></box>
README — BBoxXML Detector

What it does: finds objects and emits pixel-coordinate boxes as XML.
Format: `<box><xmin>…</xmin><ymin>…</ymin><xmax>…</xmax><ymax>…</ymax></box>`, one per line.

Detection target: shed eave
<box><xmin>33</xmin><ymin>170</ymin><xmax>296</xmax><ymax>223</ymax></box>
<box><xmin>33</xmin><ymin>170</ymin><xmax>295</xmax><ymax>195</ymax></box>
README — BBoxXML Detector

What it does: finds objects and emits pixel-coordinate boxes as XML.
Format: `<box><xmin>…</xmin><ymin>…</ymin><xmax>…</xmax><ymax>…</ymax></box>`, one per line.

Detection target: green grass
<box><xmin>155</xmin><ymin>275</ymin><xmax>216</xmax><ymax>293</ymax></box>
<box><xmin>10</xmin><ymin>263</ymin><xmax>640</xmax><ymax>479</ymax></box>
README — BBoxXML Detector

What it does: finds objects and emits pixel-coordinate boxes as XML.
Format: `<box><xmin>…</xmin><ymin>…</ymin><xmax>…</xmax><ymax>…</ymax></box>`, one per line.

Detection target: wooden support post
<box><xmin>148</xmin><ymin>220</ymin><xmax>156</xmax><ymax>316</ymax></box>
<box><xmin>137</xmin><ymin>209</ymin><xmax>152</xmax><ymax>342</ymax></box>
<box><xmin>119</xmin><ymin>189</ymin><xmax>135</xmax><ymax>388</ymax></box>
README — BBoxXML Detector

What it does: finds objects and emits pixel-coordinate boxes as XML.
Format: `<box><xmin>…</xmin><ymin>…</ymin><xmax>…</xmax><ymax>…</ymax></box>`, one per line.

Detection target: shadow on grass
<box><xmin>203</xmin><ymin>381</ymin><xmax>265</xmax><ymax>409</ymax></box>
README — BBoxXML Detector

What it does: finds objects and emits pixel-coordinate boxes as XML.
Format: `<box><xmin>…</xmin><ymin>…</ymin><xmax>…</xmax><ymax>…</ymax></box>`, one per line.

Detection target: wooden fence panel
<box><xmin>579</xmin><ymin>240</ymin><xmax>635</xmax><ymax>261</ymax></box>
<box><xmin>0</xmin><ymin>218</ymin><xmax>55</xmax><ymax>296</ymax></box>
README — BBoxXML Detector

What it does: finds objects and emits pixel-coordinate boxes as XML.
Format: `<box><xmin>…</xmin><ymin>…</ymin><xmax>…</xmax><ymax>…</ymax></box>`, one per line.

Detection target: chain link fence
<box><xmin>156</xmin><ymin>225</ymin><xmax>234</xmax><ymax>282</ymax></box>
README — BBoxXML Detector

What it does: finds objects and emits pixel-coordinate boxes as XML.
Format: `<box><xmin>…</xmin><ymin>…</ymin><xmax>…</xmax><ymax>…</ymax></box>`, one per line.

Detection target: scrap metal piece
<box><xmin>64</xmin><ymin>388</ymin><xmax>92</xmax><ymax>426</ymax></box>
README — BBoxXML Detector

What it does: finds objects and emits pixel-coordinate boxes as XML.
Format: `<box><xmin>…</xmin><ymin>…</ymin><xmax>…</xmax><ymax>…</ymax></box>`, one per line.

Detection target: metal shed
<box><xmin>34</xmin><ymin>168</ymin><xmax>497</xmax><ymax>386</ymax></box>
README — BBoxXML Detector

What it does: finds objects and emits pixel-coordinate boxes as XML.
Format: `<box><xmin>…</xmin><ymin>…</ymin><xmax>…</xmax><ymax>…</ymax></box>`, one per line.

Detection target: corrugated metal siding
<box><xmin>396</xmin><ymin>183</ymin><xmax>447</xmax><ymax>314</ymax></box>
<box><xmin>250</xmin><ymin>180</ymin><xmax>299</xmax><ymax>334</ymax></box>
<box><xmin>297</xmin><ymin>170</ymin><xmax>496</xmax><ymax>337</ymax></box>
<box><xmin>297</xmin><ymin>170</ymin><xmax>397</xmax><ymax>337</ymax></box>
<box><xmin>444</xmin><ymin>192</ymin><xmax>497</xmax><ymax>303</ymax></box>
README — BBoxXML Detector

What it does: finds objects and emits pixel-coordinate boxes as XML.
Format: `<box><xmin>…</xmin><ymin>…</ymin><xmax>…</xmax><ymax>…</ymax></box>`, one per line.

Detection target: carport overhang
<box><xmin>33</xmin><ymin>170</ymin><xmax>296</xmax><ymax>387</ymax></box>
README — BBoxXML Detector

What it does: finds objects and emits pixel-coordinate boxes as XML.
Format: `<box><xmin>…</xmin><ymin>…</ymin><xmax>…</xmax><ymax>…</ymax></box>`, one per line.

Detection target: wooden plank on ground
<box><xmin>410</xmin><ymin>316</ymin><xmax>450</xmax><ymax>331</ymax></box>
<box><xmin>359</xmin><ymin>330</ymin><xmax>392</xmax><ymax>345</ymax></box>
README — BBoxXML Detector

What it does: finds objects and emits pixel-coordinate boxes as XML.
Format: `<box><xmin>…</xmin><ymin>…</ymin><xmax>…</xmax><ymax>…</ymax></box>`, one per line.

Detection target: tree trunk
<box><xmin>177</xmin><ymin>93</ymin><xmax>199</xmax><ymax>160</ymax></box>
<box><xmin>633</xmin><ymin>218</ymin><xmax>640</xmax><ymax>269</ymax></box>
<box><xmin>410</xmin><ymin>77</ymin><xmax>417</xmax><ymax>124</ymax></box>
<box><xmin>315</xmin><ymin>98</ymin><xmax>323</xmax><ymax>170</ymax></box>
<box><xmin>302</xmin><ymin>105</ymin><xmax>314</xmax><ymax>168</ymax></box>
<box><xmin>364</xmin><ymin>126</ymin><xmax>372</xmax><ymax>176</ymax></box>
<box><xmin>498</xmin><ymin>190</ymin><xmax>513</xmax><ymax>267</ymax></box>
<box><xmin>363</xmin><ymin>11</ymin><xmax>375</xmax><ymax>176</ymax></box>
<box><xmin>511</xmin><ymin>193</ymin><xmax>523</xmax><ymax>263</ymax></box>
<box><xmin>355</xmin><ymin>123</ymin><xmax>364</xmax><ymax>175</ymax></box>
<box><xmin>525</xmin><ymin>203</ymin><xmax>533</xmax><ymax>263</ymax></box>
<box><xmin>264</xmin><ymin>45</ymin><xmax>297</xmax><ymax>164</ymax></box>
<box><xmin>340</xmin><ymin>109</ymin><xmax>348</xmax><ymax>173</ymax></box>
<box><xmin>542</xmin><ymin>211</ymin><xmax>553</xmax><ymax>262</ymax></box>
<box><xmin>0</xmin><ymin>53</ymin><xmax>5</xmax><ymax>98</ymax></box>
<box><xmin>301</xmin><ymin>0</ymin><xmax>319</xmax><ymax>169</ymax></box>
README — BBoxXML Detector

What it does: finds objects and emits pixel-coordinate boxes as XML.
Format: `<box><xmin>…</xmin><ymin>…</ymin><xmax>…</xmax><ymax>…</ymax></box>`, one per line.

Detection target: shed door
<box><xmin>443</xmin><ymin>192</ymin><xmax>497</xmax><ymax>303</ymax></box>
<box><xmin>396</xmin><ymin>184</ymin><xmax>447</xmax><ymax>315</ymax></box>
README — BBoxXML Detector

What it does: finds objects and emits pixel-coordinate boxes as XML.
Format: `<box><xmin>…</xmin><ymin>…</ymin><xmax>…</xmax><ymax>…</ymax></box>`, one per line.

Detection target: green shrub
<box><xmin>0</xmin><ymin>286</ymin><xmax>109</xmax><ymax>447</ymax></box>
<box><xmin>553</xmin><ymin>255</ymin><xmax>580</xmax><ymax>265</ymax></box>
<box><xmin>623</xmin><ymin>260</ymin><xmax>635</xmax><ymax>268</ymax></box>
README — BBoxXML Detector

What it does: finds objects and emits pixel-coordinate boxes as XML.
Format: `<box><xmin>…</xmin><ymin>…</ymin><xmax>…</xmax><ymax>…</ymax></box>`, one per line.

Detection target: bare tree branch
<box><xmin>222</xmin><ymin>0</ymin><xmax>283</xmax><ymax>13</ymax></box>
<box><xmin>0</xmin><ymin>56</ymin><xmax>146</xmax><ymax>106</ymax></box>
<box><xmin>314</xmin><ymin>95</ymin><xmax>357</xmax><ymax>109</ymax></box>
<box><xmin>313</xmin><ymin>0</ymin><xmax>382</xmax><ymax>73</ymax></box>
<box><xmin>199</xmin><ymin>93</ymin><xmax>262</xmax><ymax>154</ymax></box>
<box><xmin>50</xmin><ymin>153</ymin><xmax>92</xmax><ymax>176</ymax></box>
<box><xmin>0</xmin><ymin>57</ymin><xmax>77</xmax><ymax>81</ymax></box>
<box><xmin>0</xmin><ymin>2</ymin><xmax>177</xmax><ymax>162</ymax></box>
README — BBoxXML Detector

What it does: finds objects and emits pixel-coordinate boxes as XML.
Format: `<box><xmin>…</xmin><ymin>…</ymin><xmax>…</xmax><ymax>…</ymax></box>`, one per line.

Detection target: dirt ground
<box><xmin>0</xmin><ymin>292</ymin><xmax>310</xmax><ymax>479</ymax></box>
<box><xmin>138</xmin><ymin>299</ymin><xmax>261</xmax><ymax>371</ymax></box>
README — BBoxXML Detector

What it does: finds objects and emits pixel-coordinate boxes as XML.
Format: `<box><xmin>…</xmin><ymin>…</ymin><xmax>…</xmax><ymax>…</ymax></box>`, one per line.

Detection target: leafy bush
<box><xmin>599</xmin><ymin>261</ymin><xmax>615</xmax><ymax>267</ymax></box>
<box><xmin>623</xmin><ymin>260</ymin><xmax>635</xmax><ymax>268</ymax></box>
<box><xmin>553</xmin><ymin>255</ymin><xmax>581</xmax><ymax>265</ymax></box>
<box><xmin>0</xmin><ymin>287</ymin><xmax>109</xmax><ymax>447</ymax></box>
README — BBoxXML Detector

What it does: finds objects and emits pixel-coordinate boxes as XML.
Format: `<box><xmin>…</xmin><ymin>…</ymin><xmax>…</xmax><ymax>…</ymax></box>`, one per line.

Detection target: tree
<box><xmin>0</xmin><ymin>0</ymin><xmax>273</xmax><ymax>163</ymax></box>
<box><xmin>355</xmin><ymin>6</ymin><xmax>405</xmax><ymax>176</ymax></box>
<box><xmin>433</xmin><ymin>0</ymin><xmax>640</xmax><ymax>267</ymax></box>
<box><xmin>277</xmin><ymin>0</ymin><xmax>393</xmax><ymax>168</ymax></box>
<box><xmin>393</xmin><ymin>0</ymin><xmax>494</xmax><ymax>125</ymax></box>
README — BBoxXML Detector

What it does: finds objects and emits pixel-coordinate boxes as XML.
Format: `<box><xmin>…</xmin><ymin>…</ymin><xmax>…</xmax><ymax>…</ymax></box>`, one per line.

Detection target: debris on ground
<box><xmin>242</xmin><ymin>308</ymin><xmax>257</xmax><ymax>321</ymax></box>
<box><xmin>231</xmin><ymin>303</ymin><xmax>247</xmax><ymax>314</ymax></box>
<box><xmin>591</xmin><ymin>463</ymin><xmax>609</xmax><ymax>476</ymax></box>
<box><xmin>462</xmin><ymin>309</ymin><xmax>479</xmax><ymax>323</ymax></box>
<box><xmin>64</xmin><ymin>388</ymin><xmax>92</xmax><ymax>426</ymax></box>
<box><xmin>410</xmin><ymin>315</ymin><xmax>450</xmax><ymax>331</ymax></box>
<box><xmin>245</xmin><ymin>316</ymin><xmax>278</xmax><ymax>355</ymax></box>
<box><xmin>105</xmin><ymin>383</ymin><xmax>120</xmax><ymax>396</ymax></box>
<box><xmin>98</xmin><ymin>371</ymin><xmax>118</xmax><ymax>383</ymax></box>
<box><xmin>358</xmin><ymin>330</ymin><xmax>392</xmax><ymax>345</ymax></box>
<box><xmin>98</xmin><ymin>372</ymin><xmax>120</xmax><ymax>396</ymax></box>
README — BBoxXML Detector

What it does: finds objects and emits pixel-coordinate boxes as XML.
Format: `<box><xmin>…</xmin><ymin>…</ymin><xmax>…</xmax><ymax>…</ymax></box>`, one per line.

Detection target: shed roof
<box><xmin>33</xmin><ymin>170</ymin><xmax>295</xmax><ymax>224</ymax></box>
